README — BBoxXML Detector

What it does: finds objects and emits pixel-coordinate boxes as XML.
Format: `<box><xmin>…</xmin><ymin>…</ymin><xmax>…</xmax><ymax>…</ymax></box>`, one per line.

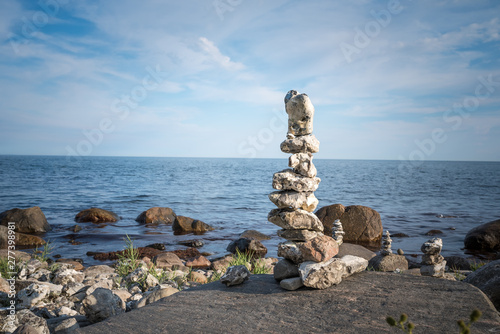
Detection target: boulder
<box><xmin>0</xmin><ymin>206</ymin><xmax>51</xmax><ymax>233</ymax></box>
<box><xmin>136</xmin><ymin>287</ymin><xmax>178</xmax><ymax>308</ymax></box>
<box><xmin>268</xmin><ymin>208</ymin><xmax>323</xmax><ymax>232</ymax></box>
<box><xmin>226</xmin><ymin>238</ymin><xmax>267</xmax><ymax>258</ymax></box>
<box><xmin>445</xmin><ymin>256</ymin><xmax>474</xmax><ymax>270</ymax></box>
<box><xmin>239</xmin><ymin>230</ymin><xmax>271</xmax><ymax>241</ymax></box>
<box><xmin>335</xmin><ymin>243</ymin><xmax>376</xmax><ymax>261</ymax></box>
<box><xmin>172</xmin><ymin>216</ymin><xmax>214</xmax><ymax>234</ymax></box>
<box><xmin>299</xmin><ymin>258</ymin><xmax>345</xmax><ymax>289</ymax></box>
<box><xmin>17</xmin><ymin>283</ymin><xmax>51</xmax><ymax>309</ymax></box>
<box><xmin>0</xmin><ymin>249</ymin><xmax>31</xmax><ymax>262</ymax></box>
<box><xmin>268</xmin><ymin>191</ymin><xmax>318</xmax><ymax>212</ymax></box>
<box><xmin>220</xmin><ymin>265</ymin><xmax>251</xmax><ymax>287</ymax></box>
<box><xmin>273</xmin><ymin>259</ymin><xmax>299</xmax><ymax>281</ymax></box>
<box><xmin>298</xmin><ymin>235</ymin><xmax>338</xmax><ymax>263</ymax></box>
<box><xmin>272</xmin><ymin>169</ymin><xmax>320</xmax><ymax>192</ymax></box>
<box><xmin>152</xmin><ymin>252</ymin><xmax>184</xmax><ymax>270</ymax></box>
<box><xmin>277</xmin><ymin>229</ymin><xmax>322</xmax><ymax>242</ymax></box>
<box><xmin>464</xmin><ymin>219</ymin><xmax>500</xmax><ymax>252</ymax></box>
<box><xmin>284</xmin><ymin>90</ymin><xmax>314</xmax><ymax>136</ymax></box>
<box><xmin>51</xmin><ymin>317</ymin><xmax>80</xmax><ymax>333</ymax></box>
<box><xmin>340</xmin><ymin>255</ymin><xmax>369</xmax><ymax>277</ymax></box>
<box><xmin>368</xmin><ymin>254</ymin><xmax>408</xmax><ymax>272</ymax></box>
<box><xmin>75</xmin><ymin>208</ymin><xmax>119</xmax><ymax>224</ymax></box>
<box><xmin>464</xmin><ymin>259</ymin><xmax>500</xmax><ymax>310</ymax></box>
<box><xmin>316</xmin><ymin>204</ymin><xmax>383</xmax><ymax>244</ymax></box>
<box><xmin>289</xmin><ymin>153</ymin><xmax>317</xmax><ymax>178</ymax></box>
<box><xmin>279</xmin><ymin>277</ymin><xmax>304</xmax><ymax>291</ymax></box>
<box><xmin>420</xmin><ymin>261</ymin><xmax>446</xmax><ymax>278</ymax></box>
<box><xmin>135</xmin><ymin>207</ymin><xmax>177</xmax><ymax>225</ymax></box>
<box><xmin>280</xmin><ymin>134</ymin><xmax>320</xmax><ymax>154</ymax></box>
<box><xmin>82</xmin><ymin>288</ymin><xmax>125</xmax><ymax>323</ymax></box>
<box><xmin>13</xmin><ymin>324</ymin><xmax>41</xmax><ymax>334</ymax></box>
<box><xmin>0</xmin><ymin>226</ymin><xmax>46</xmax><ymax>249</ymax></box>
<box><xmin>15</xmin><ymin>310</ymin><xmax>49</xmax><ymax>334</ymax></box>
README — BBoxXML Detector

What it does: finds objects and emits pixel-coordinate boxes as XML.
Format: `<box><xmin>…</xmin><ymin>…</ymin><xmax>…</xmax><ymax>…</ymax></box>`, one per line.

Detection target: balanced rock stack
<box><xmin>380</xmin><ymin>230</ymin><xmax>393</xmax><ymax>256</ymax></box>
<box><xmin>269</xmin><ymin>90</ymin><xmax>343</xmax><ymax>290</ymax></box>
<box><xmin>420</xmin><ymin>238</ymin><xmax>446</xmax><ymax>277</ymax></box>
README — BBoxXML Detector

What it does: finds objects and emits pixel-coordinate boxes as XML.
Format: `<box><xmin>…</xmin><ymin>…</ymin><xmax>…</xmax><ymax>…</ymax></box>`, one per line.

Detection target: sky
<box><xmin>0</xmin><ymin>0</ymin><xmax>499</xmax><ymax>161</ymax></box>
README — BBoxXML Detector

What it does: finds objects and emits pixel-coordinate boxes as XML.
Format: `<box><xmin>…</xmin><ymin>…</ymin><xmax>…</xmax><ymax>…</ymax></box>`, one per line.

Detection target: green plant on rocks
<box><xmin>33</xmin><ymin>240</ymin><xmax>54</xmax><ymax>262</ymax></box>
<box><xmin>386</xmin><ymin>314</ymin><xmax>414</xmax><ymax>333</ymax></box>
<box><xmin>457</xmin><ymin>309</ymin><xmax>482</xmax><ymax>334</ymax></box>
<box><xmin>115</xmin><ymin>234</ymin><xmax>140</xmax><ymax>277</ymax></box>
<box><xmin>0</xmin><ymin>257</ymin><xmax>20</xmax><ymax>279</ymax></box>
<box><xmin>470</xmin><ymin>260</ymin><xmax>486</xmax><ymax>272</ymax></box>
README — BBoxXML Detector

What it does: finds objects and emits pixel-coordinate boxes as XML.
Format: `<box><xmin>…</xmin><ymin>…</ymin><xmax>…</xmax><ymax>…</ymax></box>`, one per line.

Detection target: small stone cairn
<box><xmin>270</xmin><ymin>90</ymin><xmax>366</xmax><ymax>291</ymax></box>
<box><xmin>332</xmin><ymin>219</ymin><xmax>345</xmax><ymax>246</ymax></box>
<box><xmin>420</xmin><ymin>238</ymin><xmax>446</xmax><ymax>277</ymax></box>
<box><xmin>368</xmin><ymin>229</ymin><xmax>408</xmax><ymax>272</ymax></box>
<box><xmin>380</xmin><ymin>230</ymin><xmax>392</xmax><ymax>256</ymax></box>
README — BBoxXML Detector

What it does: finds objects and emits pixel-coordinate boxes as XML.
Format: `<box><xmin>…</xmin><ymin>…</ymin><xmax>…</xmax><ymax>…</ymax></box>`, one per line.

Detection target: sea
<box><xmin>1</xmin><ymin>155</ymin><xmax>499</xmax><ymax>265</ymax></box>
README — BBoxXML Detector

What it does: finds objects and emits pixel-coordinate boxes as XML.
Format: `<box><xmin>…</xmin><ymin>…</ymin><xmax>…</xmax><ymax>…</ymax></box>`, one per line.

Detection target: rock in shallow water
<box><xmin>464</xmin><ymin>219</ymin><xmax>500</xmax><ymax>252</ymax></box>
<box><xmin>75</xmin><ymin>208</ymin><xmax>119</xmax><ymax>224</ymax></box>
<box><xmin>0</xmin><ymin>206</ymin><xmax>51</xmax><ymax>233</ymax></box>
<box><xmin>172</xmin><ymin>216</ymin><xmax>214</xmax><ymax>234</ymax></box>
<box><xmin>136</xmin><ymin>207</ymin><xmax>177</xmax><ymax>225</ymax></box>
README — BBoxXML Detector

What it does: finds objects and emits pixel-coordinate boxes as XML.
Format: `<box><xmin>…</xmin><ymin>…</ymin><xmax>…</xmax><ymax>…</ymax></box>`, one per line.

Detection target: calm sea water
<box><xmin>1</xmin><ymin>155</ymin><xmax>499</xmax><ymax>265</ymax></box>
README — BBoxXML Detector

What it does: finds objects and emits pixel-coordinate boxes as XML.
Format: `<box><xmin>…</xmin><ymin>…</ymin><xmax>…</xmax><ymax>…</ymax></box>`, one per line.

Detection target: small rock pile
<box><xmin>332</xmin><ymin>219</ymin><xmax>345</xmax><ymax>246</ymax></box>
<box><xmin>420</xmin><ymin>238</ymin><xmax>446</xmax><ymax>277</ymax></box>
<box><xmin>368</xmin><ymin>229</ymin><xmax>408</xmax><ymax>272</ymax></box>
<box><xmin>380</xmin><ymin>230</ymin><xmax>392</xmax><ymax>256</ymax></box>
<box><xmin>269</xmin><ymin>90</ymin><xmax>367</xmax><ymax>290</ymax></box>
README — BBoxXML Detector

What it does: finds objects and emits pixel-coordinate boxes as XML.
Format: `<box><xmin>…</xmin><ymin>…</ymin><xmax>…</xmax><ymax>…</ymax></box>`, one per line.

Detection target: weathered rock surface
<box><xmin>136</xmin><ymin>287</ymin><xmax>178</xmax><ymax>308</ymax></box>
<box><xmin>298</xmin><ymin>235</ymin><xmax>338</xmax><ymax>263</ymax></box>
<box><xmin>464</xmin><ymin>219</ymin><xmax>500</xmax><ymax>252</ymax></box>
<box><xmin>279</xmin><ymin>277</ymin><xmax>304</xmax><ymax>291</ymax></box>
<box><xmin>268</xmin><ymin>208</ymin><xmax>323</xmax><ymax>232</ymax></box>
<box><xmin>420</xmin><ymin>261</ymin><xmax>446</xmax><ymax>277</ymax></box>
<box><xmin>289</xmin><ymin>153</ymin><xmax>317</xmax><ymax>178</ymax></box>
<box><xmin>277</xmin><ymin>241</ymin><xmax>303</xmax><ymax>264</ymax></box>
<box><xmin>464</xmin><ymin>259</ymin><xmax>500</xmax><ymax>310</ymax></box>
<box><xmin>268</xmin><ymin>191</ymin><xmax>318</xmax><ymax>212</ymax></box>
<box><xmin>277</xmin><ymin>229</ymin><xmax>323</xmax><ymax>242</ymax></box>
<box><xmin>280</xmin><ymin>134</ymin><xmax>320</xmax><ymax>154</ymax></box>
<box><xmin>0</xmin><ymin>206</ymin><xmax>51</xmax><ymax>233</ymax></box>
<box><xmin>15</xmin><ymin>310</ymin><xmax>50</xmax><ymax>334</ymax></box>
<box><xmin>316</xmin><ymin>204</ymin><xmax>383</xmax><ymax>244</ymax></box>
<box><xmin>185</xmin><ymin>255</ymin><xmax>211</xmax><ymax>268</ymax></box>
<box><xmin>284</xmin><ymin>90</ymin><xmax>315</xmax><ymax>136</ymax></box>
<box><xmin>220</xmin><ymin>265</ymin><xmax>251</xmax><ymax>287</ymax></box>
<box><xmin>82</xmin><ymin>288</ymin><xmax>125</xmax><ymax>323</ymax></box>
<box><xmin>0</xmin><ymin>225</ymin><xmax>46</xmax><ymax>249</ymax></box>
<box><xmin>421</xmin><ymin>238</ymin><xmax>443</xmax><ymax>255</ymax></box>
<box><xmin>340</xmin><ymin>255</ymin><xmax>368</xmax><ymax>277</ymax></box>
<box><xmin>17</xmin><ymin>283</ymin><xmax>51</xmax><ymax>308</ymax></box>
<box><xmin>75</xmin><ymin>208</ymin><xmax>119</xmax><ymax>224</ymax></box>
<box><xmin>273</xmin><ymin>259</ymin><xmax>299</xmax><ymax>281</ymax></box>
<box><xmin>299</xmin><ymin>258</ymin><xmax>345</xmax><ymax>289</ymax></box>
<box><xmin>69</xmin><ymin>273</ymin><xmax>500</xmax><ymax>334</ymax></box>
<box><xmin>368</xmin><ymin>254</ymin><xmax>409</xmax><ymax>272</ymax></box>
<box><xmin>135</xmin><ymin>207</ymin><xmax>177</xmax><ymax>225</ymax></box>
<box><xmin>152</xmin><ymin>252</ymin><xmax>184</xmax><ymax>270</ymax></box>
<box><xmin>226</xmin><ymin>238</ymin><xmax>267</xmax><ymax>258</ymax></box>
<box><xmin>272</xmin><ymin>169</ymin><xmax>320</xmax><ymax>192</ymax></box>
<box><xmin>239</xmin><ymin>230</ymin><xmax>271</xmax><ymax>240</ymax></box>
<box><xmin>172</xmin><ymin>216</ymin><xmax>214</xmax><ymax>234</ymax></box>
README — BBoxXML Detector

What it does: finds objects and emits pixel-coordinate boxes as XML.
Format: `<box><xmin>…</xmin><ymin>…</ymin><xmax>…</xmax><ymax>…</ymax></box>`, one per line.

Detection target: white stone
<box><xmin>340</xmin><ymin>255</ymin><xmax>368</xmax><ymax>277</ymax></box>
<box><xmin>268</xmin><ymin>191</ymin><xmax>318</xmax><ymax>212</ymax></box>
<box><xmin>52</xmin><ymin>269</ymin><xmax>84</xmax><ymax>285</ymax></box>
<box><xmin>421</xmin><ymin>238</ymin><xmax>443</xmax><ymax>255</ymax></box>
<box><xmin>277</xmin><ymin>241</ymin><xmax>303</xmax><ymax>264</ymax></box>
<box><xmin>420</xmin><ymin>261</ymin><xmax>447</xmax><ymax>277</ymax></box>
<box><xmin>284</xmin><ymin>90</ymin><xmax>315</xmax><ymax>136</ymax></box>
<box><xmin>332</xmin><ymin>219</ymin><xmax>345</xmax><ymax>246</ymax></box>
<box><xmin>56</xmin><ymin>305</ymin><xmax>79</xmax><ymax>317</ymax></box>
<box><xmin>280</xmin><ymin>134</ymin><xmax>320</xmax><ymax>154</ymax></box>
<box><xmin>17</xmin><ymin>283</ymin><xmax>51</xmax><ymax>309</ymax></box>
<box><xmin>268</xmin><ymin>208</ymin><xmax>324</xmax><ymax>232</ymax></box>
<box><xmin>299</xmin><ymin>258</ymin><xmax>346</xmax><ymax>289</ymax></box>
<box><xmin>272</xmin><ymin>169</ymin><xmax>321</xmax><ymax>192</ymax></box>
<box><xmin>289</xmin><ymin>153</ymin><xmax>317</xmax><ymax>177</ymax></box>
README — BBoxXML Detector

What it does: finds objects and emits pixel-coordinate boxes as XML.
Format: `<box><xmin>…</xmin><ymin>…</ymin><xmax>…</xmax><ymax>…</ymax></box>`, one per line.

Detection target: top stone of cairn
<box><xmin>284</xmin><ymin>90</ymin><xmax>314</xmax><ymax>136</ymax></box>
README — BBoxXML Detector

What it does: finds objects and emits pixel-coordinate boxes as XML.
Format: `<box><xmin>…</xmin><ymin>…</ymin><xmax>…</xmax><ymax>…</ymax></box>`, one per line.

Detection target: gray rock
<box><xmin>0</xmin><ymin>225</ymin><xmax>46</xmax><ymax>249</ymax></box>
<box><xmin>53</xmin><ymin>269</ymin><xmax>85</xmax><ymax>286</ymax></box>
<box><xmin>284</xmin><ymin>90</ymin><xmax>314</xmax><ymax>136</ymax></box>
<box><xmin>340</xmin><ymin>255</ymin><xmax>368</xmax><ymax>277</ymax></box>
<box><xmin>220</xmin><ymin>265</ymin><xmax>251</xmax><ymax>287</ymax></box>
<box><xmin>280</xmin><ymin>134</ymin><xmax>320</xmax><ymax>154</ymax></box>
<box><xmin>277</xmin><ymin>229</ymin><xmax>322</xmax><ymax>242</ymax></box>
<box><xmin>62</xmin><ymin>282</ymin><xmax>86</xmax><ymax>297</ymax></box>
<box><xmin>299</xmin><ymin>258</ymin><xmax>345</xmax><ymax>289</ymax></box>
<box><xmin>368</xmin><ymin>254</ymin><xmax>409</xmax><ymax>272</ymax></box>
<box><xmin>83</xmin><ymin>265</ymin><xmax>115</xmax><ymax>278</ymax></box>
<box><xmin>464</xmin><ymin>259</ymin><xmax>500</xmax><ymax>310</ymax></box>
<box><xmin>421</xmin><ymin>238</ymin><xmax>443</xmax><ymax>255</ymax></box>
<box><xmin>52</xmin><ymin>317</ymin><xmax>80</xmax><ymax>333</ymax></box>
<box><xmin>464</xmin><ymin>219</ymin><xmax>500</xmax><ymax>252</ymax></box>
<box><xmin>136</xmin><ymin>287</ymin><xmax>178</xmax><ymax>308</ymax></box>
<box><xmin>420</xmin><ymin>262</ymin><xmax>446</xmax><ymax>278</ymax></box>
<box><xmin>82</xmin><ymin>288</ymin><xmax>125</xmax><ymax>323</ymax></box>
<box><xmin>268</xmin><ymin>191</ymin><xmax>318</xmax><ymax>212</ymax></box>
<box><xmin>289</xmin><ymin>153</ymin><xmax>317</xmax><ymax>178</ymax></box>
<box><xmin>13</xmin><ymin>324</ymin><xmax>40</xmax><ymax>334</ymax></box>
<box><xmin>279</xmin><ymin>277</ymin><xmax>304</xmax><ymax>291</ymax></box>
<box><xmin>268</xmin><ymin>208</ymin><xmax>323</xmax><ymax>232</ymax></box>
<box><xmin>272</xmin><ymin>169</ymin><xmax>320</xmax><ymax>192</ymax></box>
<box><xmin>16</xmin><ymin>309</ymin><xmax>50</xmax><ymax>334</ymax></box>
<box><xmin>335</xmin><ymin>243</ymin><xmax>376</xmax><ymax>261</ymax></box>
<box><xmin>273</xmin><ymin>259</ymin><xmax>299</xmax><ymax>281</ymax></box>
<box><xmin>17</xmin><ymin>283</ymin><xmax>51</xmax><ymax>309</ymax></box>
<box><xmin>0</xmin><ymin>206</ymin><xmax>51</xmax><ymax>233</ymax></box>
<box><xmin>226</xmin><ymin>238</ymin><xmax>267</xmax><ymax>258</ymax></box>
<box><xmin>67</xmin><ymin>273</ymin><xmax>500</xmax><ymax>334</ymax></box>
<box><xmin>239</xmin><ymin>230</ymin><xmax>271</xmax><ymax>241</ymax></box>
<box><xmin>277</xmin><ymin>241</ymin><xmax>303</xmax><ymax>264</ymax></box>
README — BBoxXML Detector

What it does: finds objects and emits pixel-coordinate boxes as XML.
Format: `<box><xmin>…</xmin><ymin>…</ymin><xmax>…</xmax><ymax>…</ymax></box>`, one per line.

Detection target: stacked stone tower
<box><xmin>269</xmin><ymin>90</ymin><xmax>342</xmax><ymax>290</ymax></box>
<box><xmin>420</xmin><ymin>238</ymin><xmax>446</xmax><ymax>277</ymax></box>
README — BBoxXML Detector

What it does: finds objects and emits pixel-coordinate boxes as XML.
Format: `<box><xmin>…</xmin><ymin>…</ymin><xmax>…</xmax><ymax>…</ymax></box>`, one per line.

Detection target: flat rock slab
<box><xmin>77</xmin><ymin>272</ymin><xmax>500</xmax><ymax>334</ymax></box>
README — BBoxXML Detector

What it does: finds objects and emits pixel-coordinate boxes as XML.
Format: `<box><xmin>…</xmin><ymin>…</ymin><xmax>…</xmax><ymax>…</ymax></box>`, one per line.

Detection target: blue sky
<box><xmin>1</xmin><ymin>0</ymin><xmax>499</xmax><ymax>161</ymax></box>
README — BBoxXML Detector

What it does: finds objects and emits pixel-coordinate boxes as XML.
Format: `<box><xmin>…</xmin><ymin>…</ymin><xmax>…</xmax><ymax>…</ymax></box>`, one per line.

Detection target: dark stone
<box><xmin>368</xmin><ymin>254</ymin><xmax>408</xmax><ymax>272</ymax></box>
<box><xmin>425</xmin><ymin>229</ymin><xmax>443</xmax><ymax>236</ymax></box>
<box><xmin>464</xmin><ymin>259</ymin><xmax>500</xmax><ymax>310</ymax></box>
<box><xmin>135</xmin><ymin>207</ymin><xmax>177</xmax><ymax>225</ymax></box>
<box><xmin>220</xmin><ymin>265</ymin><xmax>251</xmax><ymax>287</ymax></box>
<box><xmin>75</xmin><ymin>273</ymin><xmax>500</xmax><ymax>334</ymax></box>
<box><xmin>75</xmin><ymin>208</ymin><xmax>119</xmax><ymax>224</ymax></box>
<box><xmin>177</xmin><ymin>240</ymin><xmax>204</xmax><ymax>248</ymax></box>
<box><xmin>464</xmin><ymin>219</ymin><xmax>500</xmax><ymax>252</ymax></box>
<box><xmin>334</xmin><ymin>243</ymin><xmax>376</xmax><ymax>261</ymax></box>
<box><xmin>0</xmin><ymin>226</ymin><xmax>46</xmax><ymax>249</ymax></box>
<box><xmin>392</xmin><ymin>233</ymin><xmax>409</xmax><ymax>238</ymax></box>
<box><xmin>316</xmin><ymin>204</ymin><xmax>383</xmax><ymax>245</ymax></box>
<box><xmin>145</xmin><ymin>243</ymin><xmax>165</xmax><ymax>250</ymax></box>
<box><xmin>0</xmin><ymin>206</ymin><xmax>51</xmax><ymax>233</ymax></box>
<box><xmin>239</xmin><ymin>230</ymin><xmax>271</xmax><ymax>241</ymax></box>
<box><xmin>91</xmin><ymin>247</ymin><xmax>163</xmax><ymax>261</ymax></box>
<box><xmin>72</xmin><ymin>224</ymin><xmax>82</xmax><ymax>233</ymax></box>
<box><xmin>445</xmin><ymin>256</ymin><xmax>474</xmax><ymax>270</ymax></box>
<box><xmin>273</xmin><ymin>259</ymin><xmax>299</xmax><ymax>281</ymax></box>
<box><xmin>13</xmin><ymin>325</ymin><xmax>39</xmax><ymax>334</ymax></box>
<box><xmin>172</xmin><ymin>216</ymin><xmax>214</xmax><ymax>234</ymax></box>
<box><xmin>171</xmin><ymin>247</ymin><xmax>202</xmax><ymax>260</ymax></box>
<box><xmin>226</xmin><ymin>238</ymin><xmax>267</xmax><ymax>258</ymax></box>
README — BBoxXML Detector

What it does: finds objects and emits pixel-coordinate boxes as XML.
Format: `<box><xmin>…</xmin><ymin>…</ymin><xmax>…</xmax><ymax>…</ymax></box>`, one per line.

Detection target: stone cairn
<box><xmin>269</xmin><ymin>90</ymin><xmax>349</xmax><ymax>291</ymax></box>
<box><xmin>380</xmin><ymin>230</ymin><xmax>392</xmax><ymax>256</ymax></box>
<box><xmin>420</xmin><ymin>238</ymin><xmax>446</xmax><ymax>277</ymax></box>
<box><xmin>332</xmin><ymin>219</ymin><xmax>345</xmax><ymax>246</ymax></box>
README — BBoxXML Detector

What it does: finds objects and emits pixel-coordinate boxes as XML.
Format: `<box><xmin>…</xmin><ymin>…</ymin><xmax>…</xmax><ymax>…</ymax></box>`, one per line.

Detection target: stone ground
<box><xmin>76</xmin><ymin>272</ymin><xmax>500</xmax><ymax>334</ymax></box>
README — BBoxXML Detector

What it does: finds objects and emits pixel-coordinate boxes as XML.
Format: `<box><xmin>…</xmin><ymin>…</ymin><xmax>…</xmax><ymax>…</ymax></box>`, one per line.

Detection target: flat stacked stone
<box><xmin>420</xmin><ymin>238</ymin><xmax>446</xmax><ymax>277</ymax></box>
<box><xmin>380</xmin><ymin>230</ymin><xmax>392</xmax><ymax>256</ymax></box>
<box><xmin>332</xmin><ymin>219</ymin><xmax>345</xmax><ymax>246</ymax></box>
<box><xmin>270</xmin><ymin>90</ymin><xmax>341</xmax><ymax>290</ymax></box>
